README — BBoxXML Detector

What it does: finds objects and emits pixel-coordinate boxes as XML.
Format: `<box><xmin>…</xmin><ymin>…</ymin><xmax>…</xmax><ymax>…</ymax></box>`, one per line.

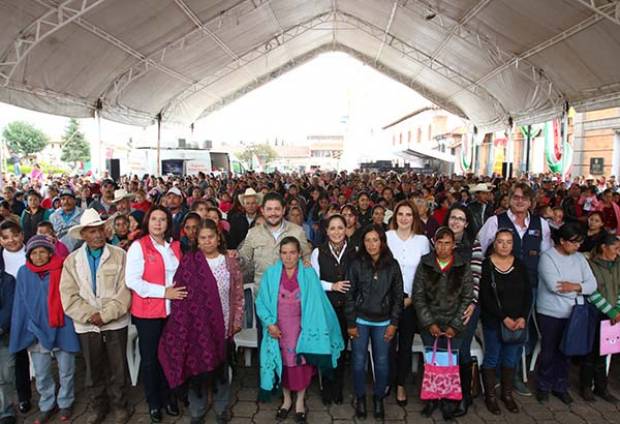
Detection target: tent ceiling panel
<box><xmin>0</xmin><ymin>0</ymin><xmax>619</xmax><ymax>131</ymax></box>
<box><xmin>0</xmin><ymin>1</ymin><xmax>48</xmax><ymax>54</ymax></box>
<box><xmin>468</xmin><ymin>0</ymin><xmax>591</xmax><ymax>55</ymax></box>
<box><xmin>527</xmin><ymin>20</ymin><xmax>620</xmax><ymax>99</ymax></box>
<box><xmin>11</xmin><ymin>24</ymin><xmax>134</xmax><ymax>99</ymax></box>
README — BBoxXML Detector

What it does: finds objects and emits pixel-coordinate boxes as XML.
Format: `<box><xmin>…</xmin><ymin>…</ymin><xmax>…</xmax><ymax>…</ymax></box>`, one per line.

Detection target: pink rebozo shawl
<box><xmin>158</xmin><ymin>252</ymin><xmax>244</xmax><ymax>388</ymax></box>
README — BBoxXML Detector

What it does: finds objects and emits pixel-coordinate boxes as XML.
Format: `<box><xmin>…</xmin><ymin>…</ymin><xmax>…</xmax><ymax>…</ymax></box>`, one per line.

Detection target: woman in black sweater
<box><xmin>479</xmin><ymin>229</ymin><xmax>532</xmax><ymax>415</ymax></box>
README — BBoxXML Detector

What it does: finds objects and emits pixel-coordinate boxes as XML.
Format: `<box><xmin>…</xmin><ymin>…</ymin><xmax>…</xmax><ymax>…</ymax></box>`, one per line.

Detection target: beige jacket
<box><xmin>238</xmin><ymin>220</ymin><xmax>311</xmax><ymax>287</ymax></box>
<box><xmin>60</xmin><ymin>243</ymin><xmax>131</xmax><ymax>334</ymax></box>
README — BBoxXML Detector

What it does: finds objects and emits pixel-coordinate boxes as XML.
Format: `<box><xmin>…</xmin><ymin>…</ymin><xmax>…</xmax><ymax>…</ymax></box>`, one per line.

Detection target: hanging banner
<box><xmin>543</xmin><ymin>117</ymin><xmax>573</xmax><ymax>177</ymax></box>
<box><xmin>492</xmin><ymin>132</ymin><xmax>507</xmax><ymax>176</ymax></box>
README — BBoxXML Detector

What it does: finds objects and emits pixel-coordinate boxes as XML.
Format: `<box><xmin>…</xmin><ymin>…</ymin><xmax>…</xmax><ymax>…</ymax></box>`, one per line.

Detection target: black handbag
<box><xmin>491</xmin><ymin>269</ymin><xmax>527</xmax><ymax>344</ymax></box>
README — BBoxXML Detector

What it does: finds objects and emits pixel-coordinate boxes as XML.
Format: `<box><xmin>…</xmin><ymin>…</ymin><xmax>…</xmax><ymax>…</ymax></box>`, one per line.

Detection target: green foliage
<box><xmin>60</xmin><ymin>118</ymin><xmax>90</xmax><ymax>164</ymax></box>
<box><xmin>2</xmin><ymin>121</ymin><xmax>49</xmax><ymax>155</ymax></box>
<box><xmin>238</xmin><ymin>144</ymin><xmax>277</xmax><ymax>168</ymax></box>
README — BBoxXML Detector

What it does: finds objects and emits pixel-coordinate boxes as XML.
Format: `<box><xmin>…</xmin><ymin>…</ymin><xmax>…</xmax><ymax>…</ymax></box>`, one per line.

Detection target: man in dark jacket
<box><xmin>467</xmin><ymin>184</ymin><xmax>494</xmax><ymax>234</ymax></box>
<box><xmin>20</xmin><ymin>190</ymin><xmax>51</xmax><ymax>242</ymax></box>
<box><xmin>0</xmin><ymin>266</ymin><xmax>16</xmax><ymax>423</ymax></box>
<box><xmin>227</xmin><ymin>188</ymin><xmax>261</xmax><ymax>249</ymax></box>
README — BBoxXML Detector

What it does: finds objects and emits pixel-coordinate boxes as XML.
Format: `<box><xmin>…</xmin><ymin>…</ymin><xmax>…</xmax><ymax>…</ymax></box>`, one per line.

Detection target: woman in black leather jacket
<box><xmin>345</xmin><ymin>224</ymin><xmax>403</xmax><ymax>420</ymax></box>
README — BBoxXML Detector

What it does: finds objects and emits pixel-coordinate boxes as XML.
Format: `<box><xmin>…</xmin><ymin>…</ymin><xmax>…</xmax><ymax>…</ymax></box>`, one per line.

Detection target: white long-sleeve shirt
<box><xmin>310</xmin><ymin>243</ymin><xmax>347</xmax><ymax>292</ymax></box>
<box><xmin>386</xmin><ymin>231</ymin><xmax>430</xmax><ymax>296</ymax></box>
<box><xmin>478</xmin><ymin>209</ymin><xmax>552</xmax><ymax>255</ymax></box>
<box><xmin>125</xmin><ymin>237</ymin><xmax>179</xmax><ymax>315</ymax></box>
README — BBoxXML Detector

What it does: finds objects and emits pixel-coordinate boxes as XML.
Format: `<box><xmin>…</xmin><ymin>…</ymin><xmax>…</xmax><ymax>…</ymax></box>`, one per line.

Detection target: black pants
<box><xmin>391</xmin><ymin>304</ymin><xmax>417</xmax><ymax>387</ymax></box>
<box><xmin>15</xmin><ymin>349</ymin><xmax>31</xmax><ymax>403</ymax></box>
<box><xmin>79</xmin><ymin>328</ymin><xmax>129</xmax><ymax>412</ymax></box>
<box><xmin>132</xmin><ymin>316</ymin><xmax>171</xmax><ymax>410</ymax></box>
<box><xmin>323</xmin><ymin>304</ymin><xmax>347</xmax><ymax>398</ymax></box>
<box><xmin>579</xmin><ymin>311</ymin><xmax>608</xmax><ymax>392</ymax></box>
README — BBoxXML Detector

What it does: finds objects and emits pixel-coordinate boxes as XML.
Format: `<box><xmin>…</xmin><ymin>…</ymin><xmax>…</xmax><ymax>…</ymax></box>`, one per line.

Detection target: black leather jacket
<box><xmin>413</xmin><ymin>252</ymin><xmax>474</xmax><ymax>333</ymax></box>
<box><xmin>344</xmin><ymin>256</ymin><xmax>404</xmax><ymax>328</ymax></box>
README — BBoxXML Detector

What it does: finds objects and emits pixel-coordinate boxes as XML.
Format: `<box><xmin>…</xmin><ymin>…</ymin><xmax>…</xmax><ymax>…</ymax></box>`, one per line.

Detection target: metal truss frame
<box><xmin>160</xmin><ymin>11</ymin><xmax>336</xmax><ymax>119</ymax></box>
<box><xmin>0</xmin><ymin>0</ymin><xmax>109</xmax><ymax>87</ymax></box>
<box><xmin>197</xmin><ymin>42</ymin><xmax>467</xmax><ymax>122</ymax></box>
<box><xmin>448</xmin><ymin>1</ymin><xmax>618</xmax><ymax>102</ymax></box>
<box><xmin>572</xmin><ymin>0</ymin><xmax>620</xmax><ymax>27</ymax></box>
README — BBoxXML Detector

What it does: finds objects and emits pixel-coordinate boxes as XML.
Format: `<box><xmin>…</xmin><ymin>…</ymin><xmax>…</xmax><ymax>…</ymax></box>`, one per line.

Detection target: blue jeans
<box><xmin>351</xmin><ymin>324</ymin><xmax>391</xmax><ymax>397</ymax></box>
<box><xmin>30</xmin><ymin>350</ymin><xmax>75</xmax><ymax>412</ymax></box>
<box><xmin>188</xmin><ymin>370</ymin><xmax>231</xmax><ymax>419</ymax></box>
<box><xmin>482</xmin><ymin>324</ymin><xmax>521</xmax><ymax>369</ymax></box>
<box><xmin>459</xmin><ymin>305</ymin><xmax>480</xmax><ymax>364</ymax></box>
<box><xmin>0</xmin><ymin>341</ymin><xmax>16</xmax><ymax>419</ymax></box>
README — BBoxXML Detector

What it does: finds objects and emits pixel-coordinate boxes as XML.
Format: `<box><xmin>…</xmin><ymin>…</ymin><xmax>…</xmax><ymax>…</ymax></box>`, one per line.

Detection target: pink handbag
<box><xmin>420</xmin><ymin>336</ymin><xmax>463</xmax><ymax>401</ymax></box>
<box><xmin>600</xmin><ymin>320</ymin><xmax>620</xmax><ymax>356</ymax></box>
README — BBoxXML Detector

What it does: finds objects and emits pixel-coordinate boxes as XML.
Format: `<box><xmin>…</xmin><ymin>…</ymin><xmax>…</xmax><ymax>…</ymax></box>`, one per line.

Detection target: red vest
<box><xmin>130</xmin><ymin>236</ymin><xmax>182</xmax><ymax>319</ymax></box>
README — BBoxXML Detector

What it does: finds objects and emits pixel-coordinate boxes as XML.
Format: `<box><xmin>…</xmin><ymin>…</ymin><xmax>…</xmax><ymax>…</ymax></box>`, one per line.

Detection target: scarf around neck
<box><xmin>26</xmin><ymin>254</ymin><xmax>65</xmax><ymax>328</ymax></box>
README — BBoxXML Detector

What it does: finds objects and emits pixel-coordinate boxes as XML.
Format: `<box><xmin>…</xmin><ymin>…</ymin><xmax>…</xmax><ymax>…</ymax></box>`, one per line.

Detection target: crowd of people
<box><xmin>0</xmin><ymin>169</ymin><xmax>619</xmax><ymax>424</ymax></box>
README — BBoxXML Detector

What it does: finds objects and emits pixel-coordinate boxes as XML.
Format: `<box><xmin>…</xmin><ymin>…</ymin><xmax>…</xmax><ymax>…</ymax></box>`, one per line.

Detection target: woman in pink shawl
<box><xmin>158</xmin><ymin>219</ymin><xmax>244</xmax><ymax>424</ymax></box>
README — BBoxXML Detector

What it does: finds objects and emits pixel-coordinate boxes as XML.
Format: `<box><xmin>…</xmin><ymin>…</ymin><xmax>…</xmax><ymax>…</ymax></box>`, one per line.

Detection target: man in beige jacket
<box><xmin>59</xmin><ymin>209</ymin><xmax>131</xmax><ymax>424</ymax></box>
<box><xmin>238</xmin><ymin>191</ymin><xmax>311</xmax><ymax>288</ymax></box>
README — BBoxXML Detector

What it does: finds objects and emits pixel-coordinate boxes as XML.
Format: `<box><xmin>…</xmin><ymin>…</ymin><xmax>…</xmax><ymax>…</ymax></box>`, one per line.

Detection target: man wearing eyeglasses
<box><xmin>477</xmin><ymin>182</ymin><xmax>552</xmax><ymax>396</ymax></box>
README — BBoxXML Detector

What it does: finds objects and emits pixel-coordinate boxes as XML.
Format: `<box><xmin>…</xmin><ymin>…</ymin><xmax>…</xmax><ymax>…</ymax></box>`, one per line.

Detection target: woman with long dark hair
<box><xmin>386</xmin><ymin>201</ymin><xmax>430</xmax><ymax>406</ymax></box>
<box><xmin>345</xmin><ymin>224</ymin><xmax>403</xmax><ymax>420</ymax></box>
<box><xmin>125</xmin><ymin>206</ymin><xmax>187</xmax><ymax>423</ymax></box>
<box><xmin>158</xmin><ymin>220</ymin><xmax>244</xmax><ymax>424</ymax></box>
<box><xmin>441</xmin><ymin>204</ymin><xmax>483</xmax><ymax>417</ymax></box>
<box><xmin>580</xmin><ymin>211</ymin><xmax>606</xmax><ymax>253</ymax></box>
<box><xmin>310</xmin><ymin>214</ymin><xmax>356</xmax><ymax>405</ymax></box>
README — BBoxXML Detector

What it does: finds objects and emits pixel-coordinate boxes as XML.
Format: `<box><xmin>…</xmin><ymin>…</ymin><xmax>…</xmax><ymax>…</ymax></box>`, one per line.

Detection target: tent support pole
<box><xmin>156</xmin><ymin>113</ymin><xmax>162</xmax><ymax>177</ymax></box>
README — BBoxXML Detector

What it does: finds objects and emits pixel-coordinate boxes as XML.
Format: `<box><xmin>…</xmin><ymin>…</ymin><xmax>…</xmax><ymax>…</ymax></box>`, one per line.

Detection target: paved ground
<box><xmin>15</xmin><ymin>352</ymin><xmax>620</xmax><ymax>423</ymax></box>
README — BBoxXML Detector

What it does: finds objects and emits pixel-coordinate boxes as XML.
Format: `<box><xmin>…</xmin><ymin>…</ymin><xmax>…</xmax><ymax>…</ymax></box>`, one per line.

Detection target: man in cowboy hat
<box><xmin>227</xmin><ymin>188</ymin><xmax>262</xmax><ymax>249</ymax></box>
<box><xmin>60</xmin><ymin>209</ymin><xmax>131</xmax><ymax>424</ymax></box>
<box><xmin>468</xmin><ymin>183</ymin><xmax>494</xmax><ymax>234</ymax></box>
<box><xmin>89</xmin><ymin>179</ymin><xmax>118</xmax><ymax>220</ymax></box>
<box><xmin>49</xmin><ymin>188</ymin><xmax>83</xmax><ymax>252</ymax></box>
<box><xmin>110</xmin><ymin>189</ymin><xmax>134</xmax><ymax>216</ymax></box>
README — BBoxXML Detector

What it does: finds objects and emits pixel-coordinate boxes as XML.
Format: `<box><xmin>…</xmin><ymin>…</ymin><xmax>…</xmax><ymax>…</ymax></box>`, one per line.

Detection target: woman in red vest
<box><xmin>125</xmin><ymin>206</ymin><xmax>187</xmax><ymax>423</ymax></box>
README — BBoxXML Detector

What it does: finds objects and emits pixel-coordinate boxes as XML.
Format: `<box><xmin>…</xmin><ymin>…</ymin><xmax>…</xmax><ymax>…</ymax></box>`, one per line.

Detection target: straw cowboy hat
<box><xmin>68</xmin><ymin>208</ymin><xmax>107</xmax><ymax>240</ymax></box>
<box><xmin>111</xmin><ymin>188</ymin><xmax>134</xmax><ymax>203</ymax></box>
<box><xmin>469</xmin><ymin>183</ymin><xmax>492</xmax><ymax>193</ymax></box>
<box><xmin>238</xmin><ymin>188</ymin><xmax>263</xmax><ymax>204</ymax></box>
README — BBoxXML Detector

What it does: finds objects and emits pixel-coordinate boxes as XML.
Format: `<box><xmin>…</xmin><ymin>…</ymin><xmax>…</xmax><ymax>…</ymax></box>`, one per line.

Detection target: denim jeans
<box><xmin>351</xmin><ymin>324</ymin><xmax>391</xmax><ymax>397</ymax></box>
<box><xmin>459</xmin><ymin>305</ymin><xmax>480</xmax><ymax>364</ymax></box>
<box><xmin>30</xmin><ymin>350</ymin><xmax>75</xmax><ymax>412</ymax></box>
<box><xmin>482</xmin><ymin>324</ymin><xmax>521</xmax><ymax>369</ymax></box>
<box><xmin>0</xmin><ymin>340</ymin><xmax>16</xmax><ymax>419</ymax></box>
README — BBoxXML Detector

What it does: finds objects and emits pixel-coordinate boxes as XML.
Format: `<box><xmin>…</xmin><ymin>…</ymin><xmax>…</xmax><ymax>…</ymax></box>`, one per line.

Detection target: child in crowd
<box><xmin>36</xmin><ymin>221</ymin><xmax>70</xmax><ymax>259</ymax></box>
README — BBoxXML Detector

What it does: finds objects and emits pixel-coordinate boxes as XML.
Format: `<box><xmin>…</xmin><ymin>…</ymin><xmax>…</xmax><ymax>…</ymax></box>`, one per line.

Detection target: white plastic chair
<box><xmin>234</xmin><ymin>284</ymin><xmax>258</xmax><ymax>367</ymax></box>
<box><xmin>126</xmin><ymin>321</ymin><xmax>141</xmax><ymax>386</ymax></box>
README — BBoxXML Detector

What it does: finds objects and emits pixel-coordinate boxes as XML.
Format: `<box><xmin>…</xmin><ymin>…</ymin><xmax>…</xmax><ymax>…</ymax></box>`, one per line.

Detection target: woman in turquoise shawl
<box><xmin>256</xmin><ymin>236</ymin><xmax>344</xmax><ymax>424</ymax></box>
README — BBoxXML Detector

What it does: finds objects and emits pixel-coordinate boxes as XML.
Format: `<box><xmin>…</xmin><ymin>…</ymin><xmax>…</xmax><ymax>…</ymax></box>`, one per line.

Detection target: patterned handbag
<box><xmin>420</xmin><ymin>336</ymin><xmax>463</xmax><ymax>401</ymax></box>
<box><xmin>600</xmin><ymin>319</ymin><xmax>620</xmax><ymax>356</ymax></box>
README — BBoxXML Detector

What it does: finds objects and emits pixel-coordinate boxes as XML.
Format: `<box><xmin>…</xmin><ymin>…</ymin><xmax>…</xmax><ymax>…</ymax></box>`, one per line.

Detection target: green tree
<box><xmin>60</xmin><ymin>118</ymin><xmax>90</xmax><ymax>164</ymax></box>
<box><xmin>2</xmin><ymin>121</ymin><xmax>49</xmax><ymax>156</ymax></box>
<box><xmin>238</xmin><ymin>143</ymin><xmax>277</xmax><ymax>169</ymax></box>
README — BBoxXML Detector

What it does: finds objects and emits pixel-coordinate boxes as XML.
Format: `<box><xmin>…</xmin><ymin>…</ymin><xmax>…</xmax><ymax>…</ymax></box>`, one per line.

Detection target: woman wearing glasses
<box><xmin>536</xmin><ymin>223</ymin><xmax>597</xmax><ymax>404</ymax></box>
<box><xmin>441</xmin><ymin>205</ymin><xmax>483</xmax><ymax>417</ymax></box>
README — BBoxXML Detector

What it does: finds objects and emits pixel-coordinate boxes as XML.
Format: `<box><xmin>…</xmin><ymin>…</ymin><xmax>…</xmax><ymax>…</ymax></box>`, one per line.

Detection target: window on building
<box><xmin>417</xmin><ymin>128</ymin><xmax>422</xmax><ymax>143</ymax></box>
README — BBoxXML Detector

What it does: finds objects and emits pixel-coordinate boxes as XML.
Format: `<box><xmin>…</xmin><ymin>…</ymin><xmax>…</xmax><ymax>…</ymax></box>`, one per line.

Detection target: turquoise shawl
<box><xmin>255</xmin><ymin>260</ymin><xmax>344</xmax><ymax>395</ymax></box>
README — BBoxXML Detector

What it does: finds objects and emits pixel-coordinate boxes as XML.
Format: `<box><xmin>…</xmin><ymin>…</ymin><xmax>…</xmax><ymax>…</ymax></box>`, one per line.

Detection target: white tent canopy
<box><xmin>1</xmin><ymin>0</ymin><xmax>619</xmax><ymax>131</ymax></box>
